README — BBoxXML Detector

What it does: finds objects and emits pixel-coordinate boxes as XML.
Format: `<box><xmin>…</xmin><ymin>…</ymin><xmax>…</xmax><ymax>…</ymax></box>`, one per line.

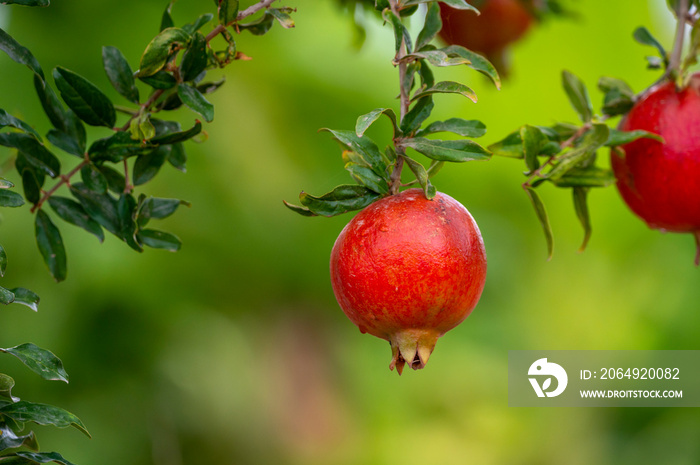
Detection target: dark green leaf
<box><xmin>401</xmin><ymin>137</ymin><xmax>490</xmax><ymax>162</ymax></box>
<box><xmin>137</xmin><ymin>229</ymin><xmax>181</xmax><ymax>251</ymax></box>
<box><xmin>320</xmin><ymin>129</ymin><xmax>387</xmax><ymax>178</ymax></box>
<box><xmin>521</xmin><ymin>125</ymin><xmax>545</xmax><ymax>173</ymax></box>
<box><xmin>0</xmin><ymin>109</ymin><xmax>41</xmax><ymax>140</ymax></box>
<box><xmin>562</xmin><ymin>70</ymin><xmax>593</xmax><ymax>122</ymax></box>
<box><xmin>88</xmin><ymin>132</ymin><xmax>154</xmax><ymax>163</ymax></box>
<box><xmin>416</xmin><ymin>118</ymin><xmax>486</xmax><ymax>138</ymax></box>
<box><xmin>268</xmin><ymin>8</ymin><xmax>295</xmax><ymax>28</ymax></box>
<box><xmin>160</xmin><ymin>1</ymin><xmax>175</xmax><ymax>31</ymax></box>
<box><xmin>299</xmin><ymin>185</ymin><xmax>380</xmax><ymax>217</ymax></box>
<box><xmin>34</xmin><ymin>75</ymin><xmax>87</xmax><ymax>148</ymax></box>
<box><xmin>117</xmin><ymin>194</ymin><xmax>142</xmax><ymax>252</ymax></box>
<box><xmin>0</xmin><ymin>190</ymin><xmax>25</xmax><ymax>208</ymax></box>
<box><xmin>69</xmin><ymin>183</ymin><xmax>120</xmax><ymax>235</ymax></box>
<box><xmin>80</xmin><ymin>164</ymin><xmax>108</xmax><ymax>193</ymax></box>
<box><xmin>197</xmin><ymin>77</ymin><xmax>226</xmax><ymax>95</ymax></box>
<box><xmin>102</xmin><ymin>46</ymin><xmax>140</xmax><ymax>104</ymax></box>
<box><xmin>137</xmin><ymin>197</ymin><xmax>188</xmax><ymax>227</ymax></box>
<box><xmin>598</xmin><ymin>76</ymin><xmax>636</xmax><ymax>116</ymax></box>
<box><xmin>440</xmin><ymin>45</ymin><xmax>501</xmax><ymax>89</ymax></box>
<box><xmin>404</xmin><ymin>0</ymin><xmax>478</xmax><ymax>12</ymax></box>
<box><xmin>180</xmin><ymin>33</ymin><xmax>208</xmax><ymax>82</ymax></box>
<box><xmin>0</xmin><ymin>423</ymin><xmax>38</xmax><ymax>451</ymax></box>
<box><xmin>238</xmin><ymin>12</ymin><xmax>275</xmax><ymax>35</ymax></box>
<box><xmin>53</xmin><ymin>67</ymin><xmax>116</xmax><ymax>128</ymax></box>
<box><xmin>633</xmin><ymin>26</ymin><xmax>668</xmax><ymax>68</ymax></box>
<box><xmin>20</xmin><ymin>168</ymin><xmax>42</xmax><ymax>205</ymax></box>
<box><xmin>2</xmin><ymin>0</ymin><xmax>49</xmax><ymax>6</ymax></box>
<box><xmin>218</xmin><ymin>0</ymin><xmax>240</xmax><ymax>26</ymax></box>
<box><xmin>401</xmin><ymin>155</ymin><xmax>435</xmax><ymax>199</ymax></box>
<box><xmin>183</xmin><ymin>13</ymin><xmax>215</xmax><ymax>34</ymax></box>
<box><xmin>283</xmin><ymin>200</ymin><xmax>316</xmax><ymax>217</ymax></box>
<box><xmin>151</xmin><ymin>121</ymin><xmax>202</xmax><ymax>144</ymax></box>
<box><xmin>412</xmin><ymin>80</ymin><xmax>477</xmax><ymax>102</ymax></box>
<box><xmin>96</xmin><ymin>165</ymin><xmax>126</xmax><ymax>193</ymax></box>
<box><xmin>8</xmin><ymin>288</ymin><xmax>40</xmax><ymax>313</ymax></box>
<box><xmin>400</xmin><ymin>95</ymin><xmax>434</xmax><ymax>134</ymax></box>
<box><xmin>35</xmin><ymin>210</ymin><xmax>66</xmax><ymax>282</ymax></box>
<box><xmin>0</xmin><ymin>27</ymin><xmax>44</xmax><ymax>79</ymax></box>
<box><xmin>133</xmin><ymin>146</ymin><xmax>169</xmax><ymax>186</ymax></box>
<box><xmin>138</xmin><ymin>28</ymin><xmax>191</xmax><ymax>77</ymax></box>
<box><xmin>344</xmin><ymin>163</ymin><xmax>389</xmax><ymax>194</ymax></box>
<box><xmin>0</xmin><ymin>343</ymin><xmax>67</xmax><ymax>383</ymax></box>
<box><xmin>415</xmin><ymin>1</ymin><xmax>441</xmax><ymax>51</ymax></box>
<box><xmin>168</xmin><ymin>143</ymin><xmax>187</xmax><ymax>172</ymax></box>
<box><xmin>138</xmin><ymin>71</ymin><xmax>177</xmax><ymax>90</ymax></box>
<box><xmin>605</xmin><ymin>129</ymin><xmax>663</xmax><ymax>147</ymax></box>
<box><xmin>46</xmin><ymin>129</ymin><xmax>83</xmax><ymax>158</ymax></box>
<box><xmin>14</xmin><ymin>451</ymin><xmax>76</xmax><ymax>465</ymax></box>
<box><xmin>547</xmin><ymin>124</ymin><xmax>609</xmax><ymax>181</ymax></box>
<box><xmin>0</xmin><ymin>133</ymin><xmax>60</xmax><ymax>177</ymax></box>
<box><xmin>573</xmin><ymin>187</ymin><xmax>591</xmax><ymax>252</ymax></box>
<box><xmin>0</xmin><ymin>375</ymin><xmax>19</xmax><ymax>403</ymax></box>
<box><xmin>549</xmin><ymin>166</ymin><xmax>616</xmax><ymax>188</ymax></box>
<box><xmin>0</xmin><ymin>244</ymin><xmax>5</xmax><ymax>278</ymax></box>
<box><xmin>0</xmin><ymin>286</ymin><xmax>14</xmax><ymax>305</ymax></box>
<box><xmin>178</xmin><ymin>84</ymin><xmax>214</xmax><ymax>122</ymax></box>
<box><xmin>524</xmin><ymin>186</ymin><xmax>553</xmax><ymax>260</ymax></box>
<box><xmin>0</xmin><ymin>401</ymin><xmax>89</xmax><ymax>437</ymax></box>
<box><xmin>48</xmin><ymin>196</ymin><xmax>104</xmax><ymax>242</ymax></box>
<box><xmin>382</xmin><ymin>8</ymin><xmax>412</xmax><ymax>54</ymax></box>
<box><xmin>355</xmin><ymin>108</ymin><xmax>400</xmax><ymax>138</ymax></box>
<box><xmin>401</xmin><ymin>49</ymin><xmax>469</xmax><ymax>67</ymax></box>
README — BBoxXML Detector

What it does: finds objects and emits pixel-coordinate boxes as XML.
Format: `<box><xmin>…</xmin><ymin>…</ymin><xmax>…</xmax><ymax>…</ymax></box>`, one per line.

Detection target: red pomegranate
<box><xmin>611</xmin><ymin>75</ymin><xmax>700</xmax><ymax>265</ymax></box>
<box><xmin>330</xmin><ymin>189</ymin><xmax>487</xmax><ymax>374</ymax></box>
<box><xmin>438</xmin><ymin>0</ymin><xmax>533</xmax><ymax>73</ymax></box>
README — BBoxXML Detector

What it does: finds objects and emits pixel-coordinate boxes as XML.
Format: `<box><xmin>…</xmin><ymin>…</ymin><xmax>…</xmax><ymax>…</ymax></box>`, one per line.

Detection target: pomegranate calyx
<box><xmin>388</xmin><ymin>329</ymin><xmax>440</xmax><ymax>375</ymax></box>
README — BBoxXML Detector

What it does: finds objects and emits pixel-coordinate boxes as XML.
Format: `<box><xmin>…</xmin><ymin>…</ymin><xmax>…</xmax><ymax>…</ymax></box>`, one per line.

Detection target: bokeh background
<box><xmin>1</xmin><ymin>0</ymin><xmax>699</xmax><ymax>464</ymax></box>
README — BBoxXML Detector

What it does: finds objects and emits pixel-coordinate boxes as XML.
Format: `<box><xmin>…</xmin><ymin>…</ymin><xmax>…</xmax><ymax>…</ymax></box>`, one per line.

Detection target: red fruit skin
<box><xmin>438</xmin><ymin>0</ymin><xmax>532</xmax><ymax>70</ymax></box>
<box><xmin>330</xmin><ymin>189</ymin><xmax>487</xmax><ymax>373</ymax></box>
<box><xmin>611</xmin><ymin>76</ymin><xmax>700</xmax><ymax>262</ymax></box>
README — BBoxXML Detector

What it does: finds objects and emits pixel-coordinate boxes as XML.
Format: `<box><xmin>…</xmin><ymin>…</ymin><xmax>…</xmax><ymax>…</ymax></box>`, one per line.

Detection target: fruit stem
<box><xmin>668</xmin><ymin>0</ymin><xmax>689</xmax><ymax>82</ymax></box>
<box><xmin>694</xmin><ymin>230</ymin><xmax>700</xmax><ymax>266</ymax></box>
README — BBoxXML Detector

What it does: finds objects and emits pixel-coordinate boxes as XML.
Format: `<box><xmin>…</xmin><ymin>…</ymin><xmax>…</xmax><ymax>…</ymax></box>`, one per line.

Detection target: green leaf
<box><xmin>561</xmin><ymin>70</ymin><xmax>593</xmax><ymax>122</ymax></box>
<box><xmin>0</xmin><ymin>401</ymin><xmax>90</xmax><ymax>437</ymax></box>
<box><xmin>573</xmin><ymin>187</ymin><xmax>591</xmax><ymax>252</ymax></box>
<box><xmin>180</xmin><ymin>32</ymin><xmax>208</xmax><ymax>82</ymax></box>
<box><xmin>178</xmin><ymin>84</ymin><xmax>214</xmax><ymax>122</ymax></box>
<box><xmin>102</xmin><ymin>46</ymin><xmax>140</xmax><ymax>104</ymax></box>
<box><xmin>400</xmin><ymin>155</ymin><xmax>435</xmax><ymax>199</ymax></box>
<box><xmin>117</xmin><ymin>194</ymin><xmax>142</xmax><ymax>252</ymax></box>
<box><xmin>238</xmin><ymin>12</ymin><xmax>275</xmax><ymax>35</ymax></box>
<box><xmin>34</xmin><ymin>75</ymin><xmax>87</xmax><ymax>148</ymax></box>
<box><xmin>355</xmin><ymin>108</ymin><xmax>400</xmax><ymax>138</ymax></box>
<box><xmin>0</xmin><ymin>422</ymin><xmax>38</xmax><ymax>451</ymax></box>
<box><xmin>35</xmin><ymin>210</ymin><xmax>67</xmax><ymax>282</ymax></box>
<box><xmin>401</xmin><ymin>137</ymin><xmax>491</xmax><ymax>162</ymax></box>
<box><xmin>96</xmin><ymin>165</ymin><xmax>126</xmax><ymax>193</ymax></box>
<box><xmin>80</xmin><ymin>164</ymin><xmax>108</xmax><ymax>193</ymax></box>
<box><xmin>138</xmin><ymin>71</ymin><xmax>177</xmax><ymax>90</ymax></box>
<box><xmin>137</xmin><ymin>229</ymin><xmax>181</xmax><ymax>252</ymax></box>
<box><xmin>69</xmin><ymin>183</ymin><xmax>120</xmax><ymax>236</ymax></box>
<box><xmin>0</xmin><ymin>244</ymin><xmax>6</xmax><ymax>278</ymax></box>
<box><xmin>401</xmin><ymin>49</ymin><xmax>469</xmax><ymax>67</ymax></box>
<box><xmin>400</xmin><ymin>95</ymin><xmax>434</xmax><ymax>134</ymax></box>
<box><xmin>415</xmin><ymin>1</ymin><xmax>441</xmax><ymax>51</ymax></box>
<box><xmin>416</xmin><ymin>118</ymin><xmax>486</xmax><ymax>138</ymax></box>
<box><xmin>412</xmin><ymin>80</ymin><xmax>477</xmax><ymax>103</ymax></box>
<box><xmin>0</xmin><ymin>375</ymin><xmax>19</xmax><ymax>403</ymax></box>
<box><xmin>182</xmin><ymin>13</ymin><xmax>214</xmax><ymax>34</ymax></box>
<box><xmin>403</xmin><ymin>0</ymin><xmax>479</xmax><ymax>12</ymax></box>
<box><xmin>521</xmin><ymin>125</ymin><xmax>545</xmax><ymax>173</ymax></box>
<box><xmin>633</xmin><ymin>26</ymin><xmax>668</xmax><ymax>68</ymax></box>
<box><xmin>2</xmin><ymin>0</ymin><xmax>49</xmax><ymax>6</ymax></box>
<box><xmin>283</xmin><ymin>200</ymin><xmax>316</xmax><ymax>217</ymax></box>
<box><xmin>382</xmin><ymin>8</ymin><xmax>412</xmax><ymax>54</ymax></box>
<box><xmin>14</xmin><ymin>451</ymin><xmax>77</xmax><ymax>465</ymax></box>
<box><xmin>48</xmin><ymin>196</ymin><xmax>105</xmax><ymax>242</ymax></box>
<box><xmin>440</xmin><ymin>45</ymin><xmax>501</xmax><ymax>89</ymax></box>
<box><xmin>151</xmin><ymin>121</ymin><xmax>202</xmax><ymax>144</ymax></box>
<box><xmin>344</xmin><ymin>162</ymin><xmax>389</xmax><ymax>194</ymax></box>
<box><xmin>18</xmin><ymin>163</ymin><xmax>43</xmax><ymax>205</ymax></box>
<box><xmin>218</xmin><ymin>0</ymin><xmax>240</xmax><ymax>26</ymax></box>
<box><xmin>269</xmin><ymin>8</ymin><xmax>295</xmax><ymax>29</ymax></box>
<box><xmin>160</xmin><ymin>1</ymin><xmax>175</xmax><ymax>31</ymax></box>
<box><xmin>598</xmin><ymin>76</ymin><xmax>635</xmax><ymax>117</ymax></box>
<box><xmin>0</xmin><ymin>178</ymin><xmax>13</xmax><ymax>189</ymax></box>
<box><xmin>88</xmin><ymin>132</ymin><xmax>154</xmax><ymax>163</ymax></box>
<box><xmin>0</xmin><ymin>133</ymin><xmax>60</xmax><ymax>177</ymax></box>
<box><xmin>605</xmin><ymin>129</ymin><xmax>663</xmax><ymax>147</ymax></box>
<box><xmin>0</xmin><ymin>109</ymin><xmax>41</xmax><ymax>140</ymax></box>
<box><xmin>137</xmin><ymin>197</ymin><xmax>189</xmax><ymax>227</ymax></box>
<box><xmin>0</xmin><ymin>343</ymin><xmax>67</xmax><ymax>383</ymax></box>
<box><xmin>138</xmin><ymin>27</ymin><xmax>191</xmax><ymax>77</ymax></box>
<box><xmin>133</xmin><ymin>146</ymin><xmax>169</xmax><ymax>186</ymax></box>
<box><xmin>168</xmin><ymin>143</ymin><xmax>187</xmax><ymax>172</ymax></box>
<box><xmin>524</xmin><ymin>186</ymin><xmax>553</xmax><ymax>260</ymax></box>
<box><xmin>0</xmin><ymin>190</ymin><xmax>25</xmax><ymax>208</ymax></box>
<box><xmin>0</xmin><ymin>286</ymin><xmax>15</xmax><ymax>305</ymax></box>
<box><xmin>549</xmin><ymin>166</ymin><xmax>616</xmax><ymax>188</ymax></box>
<box><xmin>299</xmin><ymin>185</ymin><xmax>380</xmax><ymax>217</ymax></box>
<box><xmin>53</xmin><ymin>67</ymin><xmax>116</xmax><ymax>128</ymax></box>
<box><xmin>321</xmin><ymin>129</ymin><xmax>387</xmax><ymax>178</ymax></box>
<box><xmin>546</xmin><ymin>123</ymin><xmax>609</xmax><ymax>181</ymax></box>
<box><xmin>0</xmin><ymin>27</ymin><xmax>44</xmax><ymax>79</ymax></box>
<box><xmin>46</xmin><ymin>129</ymin><xmax>83</xmax><ymax>158</ymax></box>
<box><xmin>7</xmin><ymin>288</ymin><xmax>40</xmax><ymax>312</ymax></box>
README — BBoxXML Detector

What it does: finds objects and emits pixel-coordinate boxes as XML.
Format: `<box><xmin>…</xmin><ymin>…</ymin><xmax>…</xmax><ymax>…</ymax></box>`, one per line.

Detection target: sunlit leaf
<box><xmin>0</xmin><ymin>343</ymin><xmax>67</xmax><ymax>383</ymax></box>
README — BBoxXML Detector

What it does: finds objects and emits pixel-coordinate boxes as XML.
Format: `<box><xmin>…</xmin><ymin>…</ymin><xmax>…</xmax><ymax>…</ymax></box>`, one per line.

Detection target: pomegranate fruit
<box><xmin>330</xmin><ymin>189</ymin><xmax>487</xmax><ymax>374</ymax></box>
<box><xmin>438</xmin><ymin>0</ymin><xmax>533</xmax><ymax>74</ymax></box>
<box><xmin>611</xmin><ymin>75</ymin><xmax>700</xmax><ymax>265</ymax></box>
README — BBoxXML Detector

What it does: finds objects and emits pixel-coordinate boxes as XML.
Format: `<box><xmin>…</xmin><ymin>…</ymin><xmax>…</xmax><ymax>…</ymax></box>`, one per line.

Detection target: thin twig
<box><xmin>206</xmin><ymin>0</ymin><xmax>279</xmax><ymax>42</ymax></box>
<box><xmin>388</xmin><ymin>0</ymin><xmax>410</xmax><ymax>193</ymax></box>
<box><xmin>31</xmin><ymin>159</ymin><xmax>89</xmax><ymax>213</ymax></box>
<box><xmin>668</xmin><ymin>0</ymin><xmax>689</xmax><ymax>79</ymax></box>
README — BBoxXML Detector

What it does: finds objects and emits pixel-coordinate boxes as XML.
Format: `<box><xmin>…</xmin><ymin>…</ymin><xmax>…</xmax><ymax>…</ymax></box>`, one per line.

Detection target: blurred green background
<box><xmin>1</xmin><ymin>1</ymin><xmax>699</xmax><ymax>464</ymax></box>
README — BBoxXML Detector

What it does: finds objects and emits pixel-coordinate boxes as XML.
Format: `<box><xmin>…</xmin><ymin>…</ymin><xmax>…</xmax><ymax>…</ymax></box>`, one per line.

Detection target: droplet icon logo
<box><xmin>528</xmin><ymin>358</ymin><xmax>568</xmax><ymax>398</ymax></box>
